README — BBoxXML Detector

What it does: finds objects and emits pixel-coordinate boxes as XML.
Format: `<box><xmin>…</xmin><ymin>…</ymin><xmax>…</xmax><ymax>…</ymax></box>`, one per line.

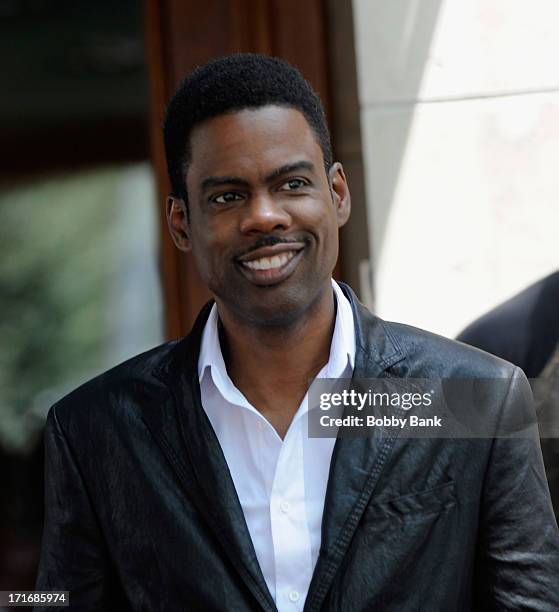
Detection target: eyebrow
<box><xmin>200</xmin><ymin>160</ymin><xmax>315</xmax><ymax>192</ymax></box>
<box><xmin>200</xmin><ymin>175</ymin><xmax>250</xmax><ymax>191</ymax></box>
<box><xmin>264</xmin><ymin>160</ymin><xmax>315</xmax><ymax>182</ymax></box>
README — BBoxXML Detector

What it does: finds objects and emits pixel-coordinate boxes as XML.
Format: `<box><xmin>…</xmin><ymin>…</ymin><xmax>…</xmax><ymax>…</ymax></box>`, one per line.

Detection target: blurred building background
<box><xmin>0</xmin><ymin>0</ymin><xmax>162</xmax><ymax>593</ymax></box>
<box><xmin>0</xmin><ymin>0</ymin><xmax>557</xmax><ymax>595</ymax></box>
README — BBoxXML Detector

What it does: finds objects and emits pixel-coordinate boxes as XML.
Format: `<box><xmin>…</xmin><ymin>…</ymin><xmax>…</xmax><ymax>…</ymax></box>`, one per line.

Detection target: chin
<box><xmin>230</xmin><ymin>284</ymin><xmax>327</xmax><ymax>329</ymax></box>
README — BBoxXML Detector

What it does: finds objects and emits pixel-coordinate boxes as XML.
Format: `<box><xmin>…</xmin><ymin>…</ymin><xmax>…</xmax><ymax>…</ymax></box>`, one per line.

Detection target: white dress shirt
<box><xmin>198</xmin><ymin>280</ymin><xmax>355</xmax><ymax>611</ymax></box>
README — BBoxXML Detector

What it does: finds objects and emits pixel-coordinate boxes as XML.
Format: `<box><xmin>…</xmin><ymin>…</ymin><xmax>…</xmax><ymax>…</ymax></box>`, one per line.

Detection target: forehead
<box><xmin>186</xmin><ymin>106</ymin><xmax>324</xmax><ymax>182</ymax></box>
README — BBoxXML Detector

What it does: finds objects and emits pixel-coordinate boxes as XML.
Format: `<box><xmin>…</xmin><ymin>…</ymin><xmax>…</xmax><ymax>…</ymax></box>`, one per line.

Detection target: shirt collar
<box><xmin>198</xmin><ymin>279</ymin><xmax>355</xmax><ymax>388</ymax></box>
<box><xmin>325</xmin><ymin>279</ymin><xmax>355</xmax><ymax>376</ymax></box>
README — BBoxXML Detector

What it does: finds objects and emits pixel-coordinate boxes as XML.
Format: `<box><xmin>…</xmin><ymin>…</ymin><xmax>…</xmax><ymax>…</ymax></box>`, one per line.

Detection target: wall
<box><xmin>353</xmin><ymin>0</ymin><xmax>559</xmax><ymax>337</ymax></box>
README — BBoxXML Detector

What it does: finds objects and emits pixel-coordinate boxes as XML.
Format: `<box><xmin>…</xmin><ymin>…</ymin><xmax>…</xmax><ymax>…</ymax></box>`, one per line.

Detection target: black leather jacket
<box><xmin>35</xmin><ymin>284</ymin><xmax>559</xmax><ymax>611</ymax></box>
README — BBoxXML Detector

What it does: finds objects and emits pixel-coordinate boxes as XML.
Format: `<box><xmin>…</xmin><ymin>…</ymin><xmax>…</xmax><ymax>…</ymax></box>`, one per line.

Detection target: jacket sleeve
<box><xmin>477</xmin><ymin>367</ymin><xmax>559</xmax><ymax>610</ymax></box>
<box><xmin>35</xmin><ymin>405</ymin><xmax>123</xmax><ymax>612</ymax></box>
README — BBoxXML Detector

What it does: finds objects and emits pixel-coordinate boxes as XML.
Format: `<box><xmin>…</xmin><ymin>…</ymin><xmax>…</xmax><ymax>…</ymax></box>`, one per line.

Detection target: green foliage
<box><xmin>0</xmin><ymin>167</ymin><xmax>129</xmax><ymax>453</ymax></box>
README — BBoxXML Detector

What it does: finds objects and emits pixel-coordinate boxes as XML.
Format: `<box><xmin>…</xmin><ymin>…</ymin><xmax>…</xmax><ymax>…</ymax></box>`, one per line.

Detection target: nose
<box><xmin>239</xmin><ymin>192</ymin><xmax>292</xmax><ymax>234</ymax></box>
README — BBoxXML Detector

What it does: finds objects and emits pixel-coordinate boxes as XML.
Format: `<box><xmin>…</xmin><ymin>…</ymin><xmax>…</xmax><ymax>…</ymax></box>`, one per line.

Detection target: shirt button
<box><xmin>280</xmin><ymin>500</ymin><xmax>290</xmax><ymax>513</ymax></box>
<box><xmin>289</xmin><ymin>590</ymin><xmax>300</xmax><ymax>602</ymax></box>
<box><xmin>257</xmin><ymin>420</ymin><xmax>265</xmax><ymax>431</ymax></box>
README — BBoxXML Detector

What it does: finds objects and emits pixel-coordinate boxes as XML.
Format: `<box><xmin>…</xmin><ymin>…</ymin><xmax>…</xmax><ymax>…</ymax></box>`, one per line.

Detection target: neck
<box><xmin>216</xmin><ymin>282</ymin><xmax>337</xmax><ymax>436</ymax></box>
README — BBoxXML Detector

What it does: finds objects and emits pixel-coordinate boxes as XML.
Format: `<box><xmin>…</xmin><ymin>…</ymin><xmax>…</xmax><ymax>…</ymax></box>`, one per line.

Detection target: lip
<box><xmin>235</xmin><ymin>247</ymin><xmax>305</xmax><ymax>286</ymax></box>
<box><xmin>236</xmin><ymin>242</ymin><xmax>306</xmax><ymax>263</ymax></box>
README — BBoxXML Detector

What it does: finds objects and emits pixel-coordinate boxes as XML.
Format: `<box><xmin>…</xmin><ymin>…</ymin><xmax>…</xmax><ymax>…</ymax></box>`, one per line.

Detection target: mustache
<box><xmin>235</xmin><ymin>235</ymin><xmax>310</xmax><ymax>259</ymax></box>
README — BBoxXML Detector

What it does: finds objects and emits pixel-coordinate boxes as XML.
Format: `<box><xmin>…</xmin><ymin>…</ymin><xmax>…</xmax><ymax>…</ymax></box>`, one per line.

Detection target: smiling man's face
<box><xmin>168</xmin><ymin>105</ymin><xmax>350</xmax><ymax>327</ymax></box>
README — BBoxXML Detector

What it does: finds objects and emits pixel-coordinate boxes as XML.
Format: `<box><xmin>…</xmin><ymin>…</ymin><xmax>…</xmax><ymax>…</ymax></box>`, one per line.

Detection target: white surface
<box><xmin>353</xmin><ymin>0</ymin><xmax>559</xmax><ymax>338</ymax></box>
<box><xmin>363</xmin><ymin>93</ymin><xmax>559</xmax><ymax>336</ymax></box>
<box><xmin>353</xmin><ymin>0</ymin><xmax>559</xmax><ymax>104</ymax></box>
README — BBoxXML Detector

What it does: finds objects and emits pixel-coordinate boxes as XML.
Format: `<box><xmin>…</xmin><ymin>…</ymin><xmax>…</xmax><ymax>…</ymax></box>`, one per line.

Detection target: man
<box><xmin>36</xmin><ymin>54</ymin><xmax>559</xmax><ymax>611</ymax></box>
<box><xmin>457</xmin><ymin>271</ymin><xmax>559</xmax><ymax>379</ymax></box>
<box><xmin>458</xmin><ymin>271</ymin><xmax>559</xmax><ymax>520</ymax></box>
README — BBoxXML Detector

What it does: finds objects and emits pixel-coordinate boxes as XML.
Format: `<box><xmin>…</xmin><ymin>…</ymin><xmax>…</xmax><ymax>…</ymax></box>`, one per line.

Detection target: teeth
<box><xmin>243</xmin><ymin>251</ymin><xmax>296</xmax><ymax>271</ymax></box>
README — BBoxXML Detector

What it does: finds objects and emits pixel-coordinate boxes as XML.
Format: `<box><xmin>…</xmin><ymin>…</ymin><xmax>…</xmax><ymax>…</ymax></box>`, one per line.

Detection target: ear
<box><xmin>166</xmin><ymin>196</ymin><xmax>191</xmax><ymax>252</ymax></box>
<box><xmin>328</xmin><ymin>162</ymin><xmax>351</xmax><ymax>228</ymax></box>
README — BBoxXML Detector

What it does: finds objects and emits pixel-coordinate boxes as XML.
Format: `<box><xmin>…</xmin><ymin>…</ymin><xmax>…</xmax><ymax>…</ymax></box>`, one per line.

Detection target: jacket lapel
<box><xmin>304</xmin><ymin>285</ymin><xmax>406</xmax><ymax>612</ymax></box>
<box><xmin>143</xmin><ymin>303</ymin><xmax>277</xmax><ymax>612</ymax></box>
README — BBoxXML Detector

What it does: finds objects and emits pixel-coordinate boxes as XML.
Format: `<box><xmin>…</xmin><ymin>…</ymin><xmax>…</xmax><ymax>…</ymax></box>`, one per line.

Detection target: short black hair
<box><xmin>163</xmin><ymin>53</ymin><xmax>333</xmax><ymax>201</ymax></box>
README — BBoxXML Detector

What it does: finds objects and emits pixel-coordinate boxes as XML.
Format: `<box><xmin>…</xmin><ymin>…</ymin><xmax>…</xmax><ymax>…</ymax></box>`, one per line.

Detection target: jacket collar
<box><xmin>145</xmin><ymin>283</ymin><xmax>406</xmax><ymax>611</ymax></box>
<box><xmin>154</xmin><ymin>282</ymin><xmax>403</xmax><ymax>386</ymax></box>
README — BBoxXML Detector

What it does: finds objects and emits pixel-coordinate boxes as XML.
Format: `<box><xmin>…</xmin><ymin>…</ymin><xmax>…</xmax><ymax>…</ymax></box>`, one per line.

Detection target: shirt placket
<box><xmin>270</xmin><ymin>421</ymin><xmax>313</xmax><ymax>611</ymax></box>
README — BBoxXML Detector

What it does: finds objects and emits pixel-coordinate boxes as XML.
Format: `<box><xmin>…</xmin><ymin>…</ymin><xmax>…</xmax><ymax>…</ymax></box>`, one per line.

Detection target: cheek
<box><xmin>188</xmin><ymin>232</ymin><xmax>213</xmax><ymax>274</ymax></box>
<box><xmin>315</xmin><ymin>209</ymin><xmax>340</xmax><ymax>259</ymax></box>
<box><xmin>189</xmin><ymin>229</ymin><xmax>233</xmax><ymax>283</ymax></box>
<box><xmin>324</xmin><ymin>232</ymin><xmax>340</xmax><ymax>269</ymax></box>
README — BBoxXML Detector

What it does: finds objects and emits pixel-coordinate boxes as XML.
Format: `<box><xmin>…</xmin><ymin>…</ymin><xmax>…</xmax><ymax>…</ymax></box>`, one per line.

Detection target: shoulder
<box><xmin>378</xmin><ymin>320</ymin><xmax>533</xmax><ymax>431</ymax></box>
<box><xmin>342</xmin><ymin>282</ymin><xmax>518</xmax><ymax>380</ymax></box>
<box><xmin>457</xmin><ymin>271</ymin><xmax>559</xmax><ymax>374</ymax></box>
<box><xmin>463</xmin><ymin>272</ymin><xmax>559</xmax><ymax>334</ymax></box>
<box><xmin>49</xmin><ymin>339</ymin><xmax>183</xmax><ymax>433</ymax></box>
<box><xmin>381</xmin><ymin>319</ymin><xmax>517</xmax><ymax>380</ymax></box>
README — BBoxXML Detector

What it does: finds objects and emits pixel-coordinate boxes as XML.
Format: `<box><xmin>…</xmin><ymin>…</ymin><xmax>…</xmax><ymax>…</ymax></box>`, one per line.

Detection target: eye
<box><xmin>278</xmin><ymin>178</ymin><xmax>308</xmax><ymax>191</ymax></box>
<box><xmin>212</xmin><ymin>192</ymin><xmax>244</xmax><ymax>204</ymax></box>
